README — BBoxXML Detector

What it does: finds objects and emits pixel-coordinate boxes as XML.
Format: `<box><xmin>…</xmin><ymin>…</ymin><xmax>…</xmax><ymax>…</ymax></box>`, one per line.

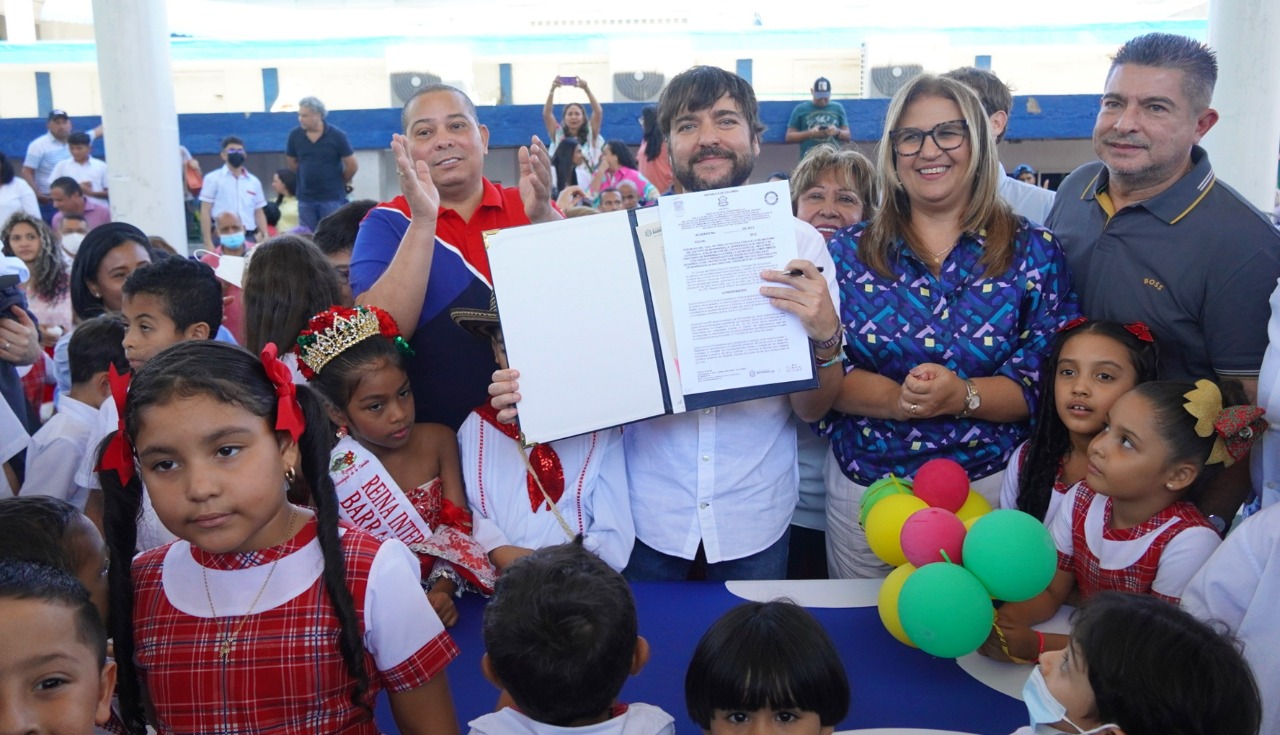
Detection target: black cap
<box><xmin>812</xmin><ymin>78</ymin><xmax>832</xmax><ymax>99</ymax></box>
<box><xmin>47</xmin><ymin>109</ymin><xmax>69</xmax><ymax>121</ymax></box>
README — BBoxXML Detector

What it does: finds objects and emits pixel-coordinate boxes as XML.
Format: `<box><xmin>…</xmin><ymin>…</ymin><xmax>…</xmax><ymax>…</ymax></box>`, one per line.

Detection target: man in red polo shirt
<box><xmin>351</xmin><ymin>84</ymin><xmax>558</xmax><ymax>429</ymax></box>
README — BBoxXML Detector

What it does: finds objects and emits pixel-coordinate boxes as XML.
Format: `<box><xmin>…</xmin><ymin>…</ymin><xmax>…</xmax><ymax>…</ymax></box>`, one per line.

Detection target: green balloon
<box><xmin>898</xmin><ymin>563</ymin><xmax>992</xmax><ymax>658</ymax></box>
<box><xmin>962</xmin><ymin>509</ymin><xmax>1057</xmax><ymax>602</ymax></box>
<box><xmin>860</xmin><ymin>475</ymin><xmax>914</xmax><ymax>527</ymax></box>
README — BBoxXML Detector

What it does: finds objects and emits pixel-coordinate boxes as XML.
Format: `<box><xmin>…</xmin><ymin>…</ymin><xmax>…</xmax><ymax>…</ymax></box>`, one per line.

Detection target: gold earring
<box><xmin>285</xmin><ymin>467</ymin><xmax>296</xmax><ymax>485</ymax></box>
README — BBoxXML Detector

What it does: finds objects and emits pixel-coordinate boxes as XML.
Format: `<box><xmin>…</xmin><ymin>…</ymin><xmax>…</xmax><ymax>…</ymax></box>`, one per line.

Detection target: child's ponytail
<box><xmin>293</xmin><ymin>381</ymin><xmax>372</xmax><ymax>713</ymax></box>
<box><xmin>97</xmin><ymin>432</ymin><xmax>147</xmax><ymax>735</ymax></box>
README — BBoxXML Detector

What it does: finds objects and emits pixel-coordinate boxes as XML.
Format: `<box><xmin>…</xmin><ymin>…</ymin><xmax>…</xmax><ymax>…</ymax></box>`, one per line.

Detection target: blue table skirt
<box><xmin>376</xmin><ymin>581</ymin><xmax>1026</xmax><ymax>734</ymax></box>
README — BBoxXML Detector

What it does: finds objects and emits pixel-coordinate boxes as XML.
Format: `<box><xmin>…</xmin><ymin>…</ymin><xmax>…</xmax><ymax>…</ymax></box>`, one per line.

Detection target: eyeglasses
<box><xmin>888</xmin><ymin>119</ymin><xmax>969</xmax><ymax>156</ymax></box>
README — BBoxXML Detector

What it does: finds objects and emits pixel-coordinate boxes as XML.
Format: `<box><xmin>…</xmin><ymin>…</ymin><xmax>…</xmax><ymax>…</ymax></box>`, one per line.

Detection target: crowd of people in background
<box><xmin>2</xmin><ymin>28</ymin><xmax>1280</xmax><ymax>735</ymax></box>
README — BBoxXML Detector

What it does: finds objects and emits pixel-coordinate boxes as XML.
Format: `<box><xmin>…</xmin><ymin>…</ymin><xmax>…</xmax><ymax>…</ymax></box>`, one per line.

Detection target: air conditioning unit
<box><xmin>868</xmin><ymin>65</ymin><xmax>922</xmax><ymax>98</ymax></box>
<box><xmin>390</xmin><ymin>71</ymin><xmax>443</xmax><ymax>106</ymax></box>
<box><xmin>612</xmin><ymin>71</ymin><xmax>665</xmax><ymax>102</ymax></box>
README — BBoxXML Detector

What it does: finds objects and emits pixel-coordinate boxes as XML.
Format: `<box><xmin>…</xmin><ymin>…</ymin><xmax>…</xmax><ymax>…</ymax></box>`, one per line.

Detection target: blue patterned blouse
<box><xmin>819</xmin><ymin>219</ymin><xmax>1079</xmax><ymax>485</ymax></box>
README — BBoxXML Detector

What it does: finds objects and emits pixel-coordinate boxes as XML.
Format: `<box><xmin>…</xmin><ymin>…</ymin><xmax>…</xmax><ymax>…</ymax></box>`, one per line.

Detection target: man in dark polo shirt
<box><xmin>286</xmin><ymin>96</ymin><xmax>358</xmax><ymax>230</ymax></box>
<box><xmin>1048</xmin><ymin>33</ymin><xmax>1280</xmax><ymax>390</ymax></box>
<box><xmin>1048</xmin><ymin>33</ymin><xmax>1280</xmax><ymax>525</ymax></box>
<box><xmin>350</xmin><ymin>84</ymin><xmax>558</xmax><ymax>429</ymax></box>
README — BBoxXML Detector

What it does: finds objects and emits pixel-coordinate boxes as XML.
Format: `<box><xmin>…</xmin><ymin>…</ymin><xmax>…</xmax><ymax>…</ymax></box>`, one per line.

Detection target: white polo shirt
<box><xmin>198</xmin><ymin>165</ymin><xmax>266</xmax><ymax>228</ymax></box>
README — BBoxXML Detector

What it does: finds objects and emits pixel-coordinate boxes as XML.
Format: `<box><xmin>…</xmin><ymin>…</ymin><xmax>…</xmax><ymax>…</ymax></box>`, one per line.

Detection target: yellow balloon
<box><xmin>963</xmin><ymin>515</ymin><xmax>982</xmax><ymax>532</ymax></box>
<box><xmin>955</xmin><ymin>489</ymin><xmax>993</xmax><ymax>523</ymax></box>
<box><xmin>865</xmin><ymin>494</ymin><xmax>929</xmax><ymax>566</ymax></box>
<box><xmin>878</xmin><ymin>563</ymin><xmax>918</xmax><ymax>647</ymax></box>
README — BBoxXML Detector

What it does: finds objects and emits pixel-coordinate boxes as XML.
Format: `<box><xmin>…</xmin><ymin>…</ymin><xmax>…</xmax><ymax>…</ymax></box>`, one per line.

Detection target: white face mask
<box><xmin>60</xmin><ymin>232</ymin><xmax>85</xmax><ymax>256</ymax></box>
<box><xmin>1022</xmin><ymin>667</ymin><xmax>1118</xmax><ymax>735</ymax></box>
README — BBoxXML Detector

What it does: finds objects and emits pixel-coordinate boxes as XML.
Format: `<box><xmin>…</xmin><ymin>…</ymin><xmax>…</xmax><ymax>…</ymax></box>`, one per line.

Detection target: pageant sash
<box><xmin>329</xmin><ymin>435</ymin><xmax>435</xmax><ymax>546</ymax></box>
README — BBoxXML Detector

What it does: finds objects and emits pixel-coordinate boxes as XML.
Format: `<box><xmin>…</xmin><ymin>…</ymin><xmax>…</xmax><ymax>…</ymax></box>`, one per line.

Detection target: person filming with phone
<box><xmin>786</xmin><ymin>77</ymin><xmax>850</xmax><ymax>160</ymax></box>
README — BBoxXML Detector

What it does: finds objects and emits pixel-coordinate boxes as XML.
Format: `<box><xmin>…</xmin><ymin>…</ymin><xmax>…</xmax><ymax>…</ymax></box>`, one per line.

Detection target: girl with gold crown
<box><xmin>295</xmin><ymin>304</ymin><xmax>495</xmax><ymax>627</ymax></box>
<box><xmin>983</xmin><ymin>379</ymin><xmax>1265</xmax><ymax>664</ymax></box>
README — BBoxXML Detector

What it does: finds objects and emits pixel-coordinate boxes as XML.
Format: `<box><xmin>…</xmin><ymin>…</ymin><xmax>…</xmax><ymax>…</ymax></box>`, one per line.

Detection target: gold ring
<box><xmin>910</xmin><ymin>403</ymin><xmax>919</xmax><ymax>415</ymax></box>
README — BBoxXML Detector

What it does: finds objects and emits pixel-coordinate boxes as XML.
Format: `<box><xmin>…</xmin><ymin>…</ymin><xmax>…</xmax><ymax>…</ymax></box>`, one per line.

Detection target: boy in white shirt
<box><xmin>470</xmin><ymin>541</ymin><xmax>674</xmax><ymax>735</ymax></box>
<box><xmin>49</xmin><ymin>132</ymin><xmax>108</xmax><ymax>200</ymax></box>
<box><xmin>22</xmin><ymin>315</ymin><xmax>126</xmax><ymax>508</ymax></box>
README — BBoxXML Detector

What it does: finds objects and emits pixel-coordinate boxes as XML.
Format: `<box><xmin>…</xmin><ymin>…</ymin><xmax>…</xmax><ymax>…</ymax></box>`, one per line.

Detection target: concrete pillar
<box><xmin>90</xmin><ymin>0</ymin><xmax>187</xmax><ymax>251</ymax></box>
<box><xmin>1206</xmin><ymin>0</ymin><xmax>1280</xmax><ymax>213</ymax></box>
<box><xmin>3</xmin><ymin>0</ymin><xmax>37</xmax><ymax>43</ymax></box>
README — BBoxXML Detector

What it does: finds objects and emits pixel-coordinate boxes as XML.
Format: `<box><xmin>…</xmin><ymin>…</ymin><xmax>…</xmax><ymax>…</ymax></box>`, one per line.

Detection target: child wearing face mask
<box><xmin>1013</xmin><ymin>591</ymin><xmax>1260</xmax><ymax>735</ymax></box>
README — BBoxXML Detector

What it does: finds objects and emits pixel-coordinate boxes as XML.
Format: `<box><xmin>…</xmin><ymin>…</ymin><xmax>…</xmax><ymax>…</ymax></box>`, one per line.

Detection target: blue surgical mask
<box><xmin>219</xmin><ymin>231</ymin><xmax>246</xmax><ymax>250</ymax></box>
<box><xmin>1022</xmin><ymin>667</ymin><xmax>1117</xmax><ymax>735</ymax></box>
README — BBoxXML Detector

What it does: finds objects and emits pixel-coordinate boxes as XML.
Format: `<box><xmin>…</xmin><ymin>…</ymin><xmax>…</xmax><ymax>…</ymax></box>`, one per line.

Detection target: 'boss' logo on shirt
<box><xmin>1142</xmin><ymin>278</ymin><xmax>1165</xmax><ymax>291</ymax></box>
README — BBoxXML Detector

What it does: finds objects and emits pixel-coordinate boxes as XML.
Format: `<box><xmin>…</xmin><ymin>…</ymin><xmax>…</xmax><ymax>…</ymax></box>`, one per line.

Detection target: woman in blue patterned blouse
<box><xmin>819</xmin><ymin>74</ymin><xmax>1079</xmax><ymax>578</ymax></box>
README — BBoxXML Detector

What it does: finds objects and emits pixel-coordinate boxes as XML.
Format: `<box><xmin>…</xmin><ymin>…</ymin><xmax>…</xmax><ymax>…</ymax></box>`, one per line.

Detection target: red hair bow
<box><xmin>1213</xmin><ymin>405</ymin><xmax>1268</xmax><ymax>467</ymax></box>
<box><xmin>260</xmin><ymin>344</ymin><xmax>306</xmax><ymax>442</ymax></box>
<box><xmin>1058</xmin><ymin>316</ymin><xmax>1088</xmax><ymax>332</ymax></box>
<box><xmin>94</xmin><ymin>364</ymin><xmax>135</xmax><ymax>484</ymax></box>
<box><xmin>1124</xmin><ymin>322</ymin><xmax>1154</xmax><ymax>343</ymax></box>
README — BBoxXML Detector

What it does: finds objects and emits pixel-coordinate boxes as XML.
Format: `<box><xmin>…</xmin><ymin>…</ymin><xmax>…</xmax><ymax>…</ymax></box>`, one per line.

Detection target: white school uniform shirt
<box><xmin>23</xmin><ymin>130</ymin><xmax>97</xmax><ymax>195</ymax></box>
<box><xmin>458</xmin><ymin>416</ymin><xmax>635</xmax><ymax>572</ymax></box>
<box><xmin>1253</xmin><ymin>278</ymin><xmax>1280</xmax><ymax>509</ymax></box>
<box><xmin>468</xmin><ymin>703</ymin><xmax>675</xmax><ymax>735</ymax></box>
<box><xmin>998</xmin><ymin>440</ymin><xmax>1068</xmax><ymax>528</ymax></box>
<box><xmin>50</xmin><ymin>156</ymin><xmax>109</xmax><ymax>194</ymax></box>
<box><xmin>1182</xmin><ymin>504</ymin><xmax>1280</xmax><ymax>735</ymax></box>
<box><xmin>21</xmin><ymin>393</ymin><xmax>98</xmax><ymax>508</ymax></box>
<box><xmin>198</xmin><ymin>165</ymin><xmax>267</xmax><ymax>228</ymax></box>
<box><xmin>0</xmin><ymin>398</ymin><xmax>30</xmax><ymax>496</ymax></box>
<box><xmin>624</xmin><ymin>219</ymin><xmax>838</xmax><ymax>563</ymax></box>
<box><xmin>75</xmin><ymin>397</ymin><xmax>177</xmax><ymax>551</ymax></box>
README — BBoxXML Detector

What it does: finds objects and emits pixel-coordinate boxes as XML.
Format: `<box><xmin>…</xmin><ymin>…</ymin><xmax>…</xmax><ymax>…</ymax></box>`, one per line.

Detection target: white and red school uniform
<box><xmin>468</xmin><ymin>702</ymin><xmax>675</xmax><ymax>735</ymax></box>
<box><xmin>458</xmin><ymin>404</ymin><xmax>635</xmax><ymax>572</ymax></box>
<box><xmin>131</xmin><ymin>517</ymin><xmax>456</xmax><ymax>735</ymax></box>
<box><xmin>1051</xmin><ymin>482</ymin><xmax>1220</xmax><ymax>604</ymax></box>
<box><xmin>998</xmin><ymin>441</ymin><xmax>1070</xmax><ymax>528</ymax></box>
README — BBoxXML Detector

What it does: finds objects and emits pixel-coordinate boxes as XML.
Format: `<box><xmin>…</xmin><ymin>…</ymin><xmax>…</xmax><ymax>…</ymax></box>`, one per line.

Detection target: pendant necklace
<box><xmin>202</xmin><ymin>508</ymin><xmax>298</xmax><ymax>662</ymax></box>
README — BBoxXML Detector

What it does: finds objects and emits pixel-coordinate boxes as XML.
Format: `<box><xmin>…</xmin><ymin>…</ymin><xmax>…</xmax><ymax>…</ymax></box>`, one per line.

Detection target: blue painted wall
<box><xmin>0</xmin><ymin>95</ymin><xmax>1098</xmax><ymax>160</ymax></box>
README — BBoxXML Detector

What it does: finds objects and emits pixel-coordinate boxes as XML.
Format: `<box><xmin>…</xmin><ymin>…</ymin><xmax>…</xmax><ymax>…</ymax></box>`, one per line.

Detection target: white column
<box><xmin>90</xmin><ymin>0</ymin><xmax>187</xmax><ymax>252</ymax></box>
<box><xmin>1206</xmin><ymin>0</ymin><xmax>1280</xmax><ymax>213</ymax></box>
<box><xmin>3</xmin><ymin>0</ymin><xmax>37</xmax><ymax>43</ymax></box>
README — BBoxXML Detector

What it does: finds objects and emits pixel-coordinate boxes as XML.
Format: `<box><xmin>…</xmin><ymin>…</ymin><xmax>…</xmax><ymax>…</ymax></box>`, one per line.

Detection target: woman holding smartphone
<box><xmin>543</xmin><ymin>76</ymin><xmax>605</xmax><ymax>171</ymax></box>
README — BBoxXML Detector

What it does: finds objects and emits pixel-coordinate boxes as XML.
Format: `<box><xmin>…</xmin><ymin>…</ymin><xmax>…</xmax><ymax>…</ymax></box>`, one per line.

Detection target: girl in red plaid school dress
<box><xmin>984</xmin><ymin>379</ymin><xmax>1265</xmax><ymax>664</ymax></box>
<box><xmin>98</xmin><ymin>341</ymin><xmax>460</xmax><ymax>735</ymax></box>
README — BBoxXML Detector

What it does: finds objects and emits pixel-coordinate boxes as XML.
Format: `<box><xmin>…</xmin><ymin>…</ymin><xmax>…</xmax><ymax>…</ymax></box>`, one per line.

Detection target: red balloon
<box><xmin>900</xmin><ymin>507</ymin><xmax>967</xmax><ymax>567</ymax></box>
<box><xmin>913</xmin><ymin>458</ymin><xmax>970</xmax><ymax>512</ymax></box>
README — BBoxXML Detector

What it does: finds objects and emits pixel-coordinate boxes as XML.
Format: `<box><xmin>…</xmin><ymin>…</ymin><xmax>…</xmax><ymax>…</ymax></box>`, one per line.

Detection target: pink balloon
<box><xmin>900</xmin><ymin>507</ymin><xmax>967</xmax><ymax>567</ymax></box>
<box><xmin>913</xmin><ymin>458</ymin><xmax>971</xmax><ymax>512</ymax></box>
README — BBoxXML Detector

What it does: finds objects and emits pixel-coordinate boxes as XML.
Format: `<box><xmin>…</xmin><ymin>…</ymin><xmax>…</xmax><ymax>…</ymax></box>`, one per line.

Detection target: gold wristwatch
<box><xmin>957</xmin><ymin>378</ymin><xmax>980</xmax><ymax>418</ymax></box>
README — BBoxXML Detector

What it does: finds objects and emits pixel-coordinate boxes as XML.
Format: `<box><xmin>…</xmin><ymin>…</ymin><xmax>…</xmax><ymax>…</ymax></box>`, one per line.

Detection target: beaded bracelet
<box><xmin>992</xmin><ymin>616</ymin><xmax>1036</xmax><ymax>665</ymax></box>
<box><xmin>817</xmin><ymin>351</ymin><xmax>845</xmax><ymax>369</ymax></box>
<box><xmin>811</xmin><ymin>327</ymin><xmax>843</xmax><ymax>351</ymax></box>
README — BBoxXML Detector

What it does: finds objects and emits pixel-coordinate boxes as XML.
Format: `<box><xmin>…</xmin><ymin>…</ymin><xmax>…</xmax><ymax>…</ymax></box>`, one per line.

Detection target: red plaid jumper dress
<box><xmin>132</xmin><ymin>518</ymin><xmax>457</xmax><ymax>734</ymax></box>
<box><xmin>1056</xmin><ymin>484</ymin><xmax>1217</xmax><ymax>604</ymax></box>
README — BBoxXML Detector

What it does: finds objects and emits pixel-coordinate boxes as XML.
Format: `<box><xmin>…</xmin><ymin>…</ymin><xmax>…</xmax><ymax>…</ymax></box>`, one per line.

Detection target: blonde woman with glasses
<box><xmin>816</xmin><ymin>74</ymin><xmax>1079</xmax><ymax>578</ymax></box>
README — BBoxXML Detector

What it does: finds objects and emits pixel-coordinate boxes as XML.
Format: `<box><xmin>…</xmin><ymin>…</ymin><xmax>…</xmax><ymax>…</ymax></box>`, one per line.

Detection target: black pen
<box><xmin>783</xmin><ymin>267</ymin><xmax>824</xmax><ymax>276</ymax></box>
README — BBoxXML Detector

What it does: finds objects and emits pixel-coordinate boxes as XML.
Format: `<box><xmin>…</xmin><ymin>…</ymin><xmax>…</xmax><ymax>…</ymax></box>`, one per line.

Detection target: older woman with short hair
<box><xmin>790</xmin><ymin>144</ymin><xmax>877</xmax><ymax>242</ymax></box>
<box><xmin>819</xmin><ymin>74</ymin><xmax>1078</xmax><ymax>578</ymax></box>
